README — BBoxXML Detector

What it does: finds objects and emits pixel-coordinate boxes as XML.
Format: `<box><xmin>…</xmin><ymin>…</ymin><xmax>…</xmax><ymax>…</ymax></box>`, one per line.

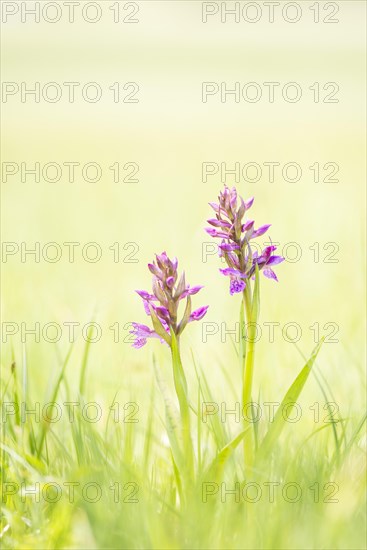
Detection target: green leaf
<box><xmin>170</xmin><ymin>331</ymin><xmax>194</xmax><ymax>479</ymax></box>
<box><xmin>79</xmin><ymin>321</ymin><xmax>94</xmax><ymax>395</ymax></box>
<box><xmin>149</xmin><ymin>305</ymin><xmax>171</xmax><ymax>346</ymax></box>
<box><xmin>153</xmin><ymin>355</ymin><xmax>184</xmax><ymax>473</ymax></box>
<box><xmin>143</xmin><ymin>380</ymin><xmax>156</xmax><ymax>471</ymax></box>
<box><xmin>202</xmin><ymin>429</ymin><xmax>248</xmax><ymax>483</ymax></box>
<box><xmin>37</xmin><ymin>343</ymin><xmax>74</xmax><ymax>458</ymax></box>
<box><xmin>192</xmin><ymin>352</ymin><xmax>228</xmax><ymax>452</ymax></box>
<box><xmin>174</xmin><ymin>271</ymin><xmax>186</xmax><ymax>299</ymax></box>
<box><xmin>177</xmin><ymin>296</ymin><xmax>192</xmax><ymax>335</ymax></box>
<box><xmin>170</xmin><ymin>330</ymin><xmax>188</xmax><ymax>402</ymax></box>
<box><xmin>251</xmin><ymin>263</ymin><xmax>260</xmax><ymax>324</ymax></box>
<box><xmin>153</xmin><ymin>278</ymin><xmax>167</xmax><ymax>303</ymax></box>
<box><xmin>258</xmin><ymin>338</ymin><xmax>324</xmax><ymax>458</ymax></box>
<box><xmin>239</xmin><ymin>298</ymin><xmax>246</xmax><ymax>371</ymax></box>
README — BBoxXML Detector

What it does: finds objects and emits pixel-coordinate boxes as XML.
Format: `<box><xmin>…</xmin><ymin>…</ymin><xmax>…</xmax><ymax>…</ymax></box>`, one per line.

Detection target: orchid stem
<box><xmin>170</xmin><ymin>333</ymin><xmax>195</xmax><ymax>484</ymax></box>
<box><xmin>242</xmin><ymin>284</ymin><xmax>256</xmax><ymax>474</ymax></box>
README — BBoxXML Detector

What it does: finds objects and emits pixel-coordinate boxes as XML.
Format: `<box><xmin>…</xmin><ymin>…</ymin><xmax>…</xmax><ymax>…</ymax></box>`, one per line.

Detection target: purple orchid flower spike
<box><xmin>131</xmin><ymin>252</ymin><xmax>208</xmax><ymax>348</ymax></box>
<box><xmin>206</xmin><ymin>186</ymin><xmax>285</xmax><ymax>474</ymax></box>
<box><xmin>205</xmin><ymin>185</ymin><xmax>284</xmax><ymax>294</ymax></box>
<box><xmin>132</xmin><ymin>254</ymin><xmax>207</xmax><ymax>476</ymax></box>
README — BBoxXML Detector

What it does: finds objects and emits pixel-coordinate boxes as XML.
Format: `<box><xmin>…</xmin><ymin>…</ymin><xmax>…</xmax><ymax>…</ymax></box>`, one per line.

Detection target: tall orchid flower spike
<box><xmin>205</xmin><ymin>185</ymin><xmax>284</xmax><ymax>295</ymax></box>
<box><xmin>205</xmin><ymin>186</ymin><xmax>284</xmax><ymax>474</ymax></box>
<box><xmin>130</xmin><ymin>252</ymin><xmax>208</xmax><ymax>349</ymax></box>
<box><xmin>131</xmin><ymin>252</ymin><xmax>208</xmax><ymax>484</ymax></box>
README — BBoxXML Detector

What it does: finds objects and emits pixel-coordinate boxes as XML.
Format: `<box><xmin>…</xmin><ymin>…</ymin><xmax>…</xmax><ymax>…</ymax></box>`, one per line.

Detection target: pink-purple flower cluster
<box><xmin>205</xmin><ymin>186</ymin><xmax>284</xmax><ymax>295</ymax></box>
<box><xmin>130</xmin><ymin>252</ymin><xmax>208</xmax><ymax>348</ymax></box>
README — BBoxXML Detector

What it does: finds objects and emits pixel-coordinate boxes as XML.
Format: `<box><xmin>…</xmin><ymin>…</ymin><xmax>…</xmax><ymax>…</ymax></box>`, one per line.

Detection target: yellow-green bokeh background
<box><xmin>2</xmin><ymin>1</ymin><xmax>366</xmax><ymax>414</ymax></box>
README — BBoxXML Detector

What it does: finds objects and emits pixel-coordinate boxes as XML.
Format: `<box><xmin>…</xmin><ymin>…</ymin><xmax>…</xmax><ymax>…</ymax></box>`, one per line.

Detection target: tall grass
<box><xmin>1</xmin><ymin>333</ymin><xmax>365</xmax><ymax>549</ymax></box>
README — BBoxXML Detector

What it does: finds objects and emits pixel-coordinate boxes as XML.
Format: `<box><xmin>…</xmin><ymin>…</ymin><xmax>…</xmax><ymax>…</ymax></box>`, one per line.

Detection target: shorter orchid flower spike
<box><xmin>131</xmin><ymin>252</ymin><xmax>208</xmax><ymax>348</ymax></box>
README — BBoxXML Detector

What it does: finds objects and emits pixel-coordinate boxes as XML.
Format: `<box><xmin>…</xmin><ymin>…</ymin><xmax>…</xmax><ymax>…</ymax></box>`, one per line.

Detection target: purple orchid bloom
<box><xmin>206</xmin><ymin>186</ymin><xmax>284</xmax><ymax>294</ymax></box>
<box><xmin>189</xmin><ymin>305</ymin><xmax>209</xmax><ymax>321</ymax></box>
<box><xmin>135</xmin><ymin>290</ymin><xmax>157</xmax><ymax>315</ymax></box>
<box><xmin>130</xmin><ymin>322</ymin><xmax>166</xmax><ymax>349</ymax></box>
<box><xmin>131</xmin><ymin>252</ymin><xmax>209</xmax><ymax>348</ymax></box>
<box><xmin>219</xmin><ymin>268</ymin><xmax>247</xmax><ymax>295</ymax></box>
<box><xmin>252</xmin><ymin>224</ymin><xmax>272</xmax><ymax>239</ymax></box>
<box><xmin>249</xmin><ymin>246</ymin><xmax>284</xmax><ymax>281</ymax></box>
<box><xmin>219</xmin><ymin>242</ymin><xmax>240</xmax><ymax>253</ymax></box>
<box><xmin>181</xmin><ymin>285</ymin><xmax>204</xmax><ymax>299</ymax></box>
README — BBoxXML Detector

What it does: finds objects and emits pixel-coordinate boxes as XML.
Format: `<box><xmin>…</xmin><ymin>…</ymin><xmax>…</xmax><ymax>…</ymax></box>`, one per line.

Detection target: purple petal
<box><xmin>189</xmin><ymin>305</ymin><xmax>209</xmax><ymax>321</ymax></box>
<box><xmin>205</xmin><ymin>228</ymin><xmax>229</xmax><ymax>239</ymax></box>
<box><xmin>226</xmin><ymin>252</ymin><xmax>240</xmax><ymax>268</ymax></box>
<box><xmin>136</xmin><ymin>290</ymin><xmax>155</xmax><ymax>301</ymax></box>
<box><xmin>209</xmin><ymin>203</ymin><xmax>230</xmax><ymax>219</ymax></box>
<box><xmin>252</xmin><ymin>224</ymin><xmax>271</xmax><ymax>238</ymax></box>
<box><xmin>229</xmin><ymin>187</ymin><xmax>237</xmax><ymax>209</ymax></box>
<box><xmin>263</xmin><ymin>268</ymin><xmax>278</xmax><ymax>282</ymax></box>
<box><xmin>188</xmin><ymin>285</ymin><xmax>204</xmax><ymax>295</ymax></box>
<box><xmin>143</xmin><ymin>301</ymin><xmax>151</xmax><ymax>315</ymax></box>
<box><xmin>148</xmin><ymin>263</ymin><xmax>161</xmax><ymax>277</ymax></box>
<box><xmin>221</xmin><ymin>186</ymin><xmax>230</xmax><ymax>201</ymax></box>
<box><xmin>130</xmin><ymin>322</ymin><xmax>168</xmax><ymax>348</ymax></box>
<box><xmin>242</xmin><ymin>220</ymin><xmax>254</xmax><ymax>231</ymax></box>
<box><xmin>155</xmin><ymin>252</ymin><xmax>169</xmax><ymax>266</ymax></box>
<box><xmin>160</xmin><ymin>319</ymin><xmax>170</xmax><ymax>333</ymax></box>
<box><xmin>219</xmin><ymin>267</ymin><xmax>243</xmax><ymax>277</ymax></box>
<box><xmin>261</xmin><ymin>245</ymin><xmax>277</xmax><ymax>260</ymax></box>
<box><xmin>219</xmin><ymin>242</ymin><xmax>240</xmax><ymax>252</ymax></box>
<box><xmin>208</xmin><ymin>202</ymin><xmax>220</xmax><ymax>213</ymax></box>
<box><xmin>181</xmin><ymin>285</ymin><xmax>204</xmax><ymax>298</ymax></box>
<box><xmin>130</xmin><ymin>323</ymin><xmax>154</xmax><ymax>337</ymax></box>
<box><xmin>166</xmin><ymin>276</ymin><xmax>175</xmax><ymax>288</ymax></box>
<box><xmin>267</xmin><ymin>255</ymin><xmax>284</xmax><ymax>266</ymax></box>
<box><xmin>230</xmin><ymin>278</ymin><xmax>246</xmax><ymax>295</ymax></box>
<box><xmin>154</xmin><ymin>306</ymin><xmax>171</xmax><ymax>323</ymax></box>
<box><xmin>244</xmin><ymin>197</ymin><xmax>254</xmax><ymax>210</ymax></box>
<box><xmin>207</xmin><ymin>218</ymin><xmax>231</xmax><ymax>229</ymax></box>
<box><xmin>132</xmin><ymin>338</ymin><xmax>147</xmax><ymax>349</ymax></box>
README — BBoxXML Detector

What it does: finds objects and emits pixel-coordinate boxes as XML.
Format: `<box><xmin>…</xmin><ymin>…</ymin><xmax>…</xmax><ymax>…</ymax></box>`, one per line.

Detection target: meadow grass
<box><xmin>1</xmin><ymin>332</ymin><xmax>366</xmax><ymax>549</ymax></box>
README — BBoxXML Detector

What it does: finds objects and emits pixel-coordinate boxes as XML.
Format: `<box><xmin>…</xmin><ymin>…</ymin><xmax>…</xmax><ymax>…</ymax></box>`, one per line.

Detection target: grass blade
<box><xmin>258</xmin><ymin>338</ymin><xmax>324</xmax><ymax>458</ymax></box>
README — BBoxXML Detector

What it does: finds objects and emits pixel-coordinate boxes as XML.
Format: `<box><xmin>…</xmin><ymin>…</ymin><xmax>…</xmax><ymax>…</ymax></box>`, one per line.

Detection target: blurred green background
<box><xmin>1</xmin><ymin>0</ymin><xmax>365</xmax><ymax>416</ymax></box>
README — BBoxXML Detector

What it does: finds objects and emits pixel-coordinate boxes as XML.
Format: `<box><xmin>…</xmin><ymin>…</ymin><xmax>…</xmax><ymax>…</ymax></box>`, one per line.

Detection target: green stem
<box><xmin>242</xmin><ymin>283</ymin><xmax>256</xmax><ymax>473</ymax></box>
<box><xmin>170</xmin><ymin>333</ymin><xmax>195</xmax><ymax>483</ymax></box>
<box><xmin>239</xmin><ymin>299</ymin><xmax>246</xmax><ymax>374</ymax></box>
